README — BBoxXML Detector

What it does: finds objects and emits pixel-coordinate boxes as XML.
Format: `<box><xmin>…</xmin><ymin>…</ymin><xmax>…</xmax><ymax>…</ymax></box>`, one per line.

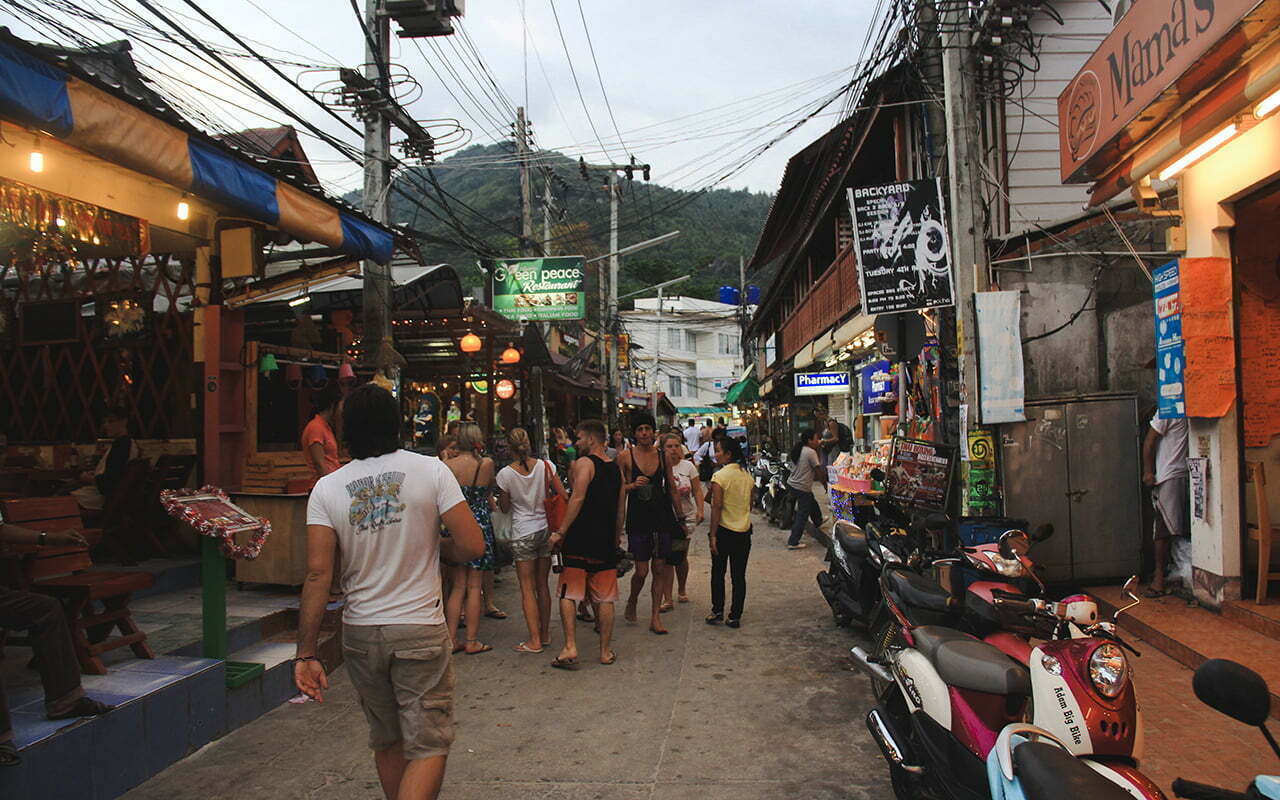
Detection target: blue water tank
<box><xmin>718</xmin><ymin>285</ymin><xmax>741</xmax><ymax>305</ymax></box>
<box><xmin>746</xmin><ymin>285</ymin><xmax>761</xmax><ymax>305</ymax></box>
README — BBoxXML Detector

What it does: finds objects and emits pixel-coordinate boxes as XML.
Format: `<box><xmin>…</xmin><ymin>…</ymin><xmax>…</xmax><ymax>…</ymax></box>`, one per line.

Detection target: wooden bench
<box><xmin>1</xmin><ymin>496</ymin><xmax>156</xmax><ymax>674</ymax></box>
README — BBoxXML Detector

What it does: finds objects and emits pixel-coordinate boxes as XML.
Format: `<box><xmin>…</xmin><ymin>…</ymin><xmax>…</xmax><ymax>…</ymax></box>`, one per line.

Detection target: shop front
<box><xmin>1059</xmin><ymin>0</ymin><xmax>1280</xmax><ymax>606</ymax></box>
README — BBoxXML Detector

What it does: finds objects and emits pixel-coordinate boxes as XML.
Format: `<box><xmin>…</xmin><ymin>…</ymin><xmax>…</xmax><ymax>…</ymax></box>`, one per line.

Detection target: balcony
<box><xmin>779</xmin><ymin>244</ymin><xmax>860</xmax><ymax>362</ymax></box>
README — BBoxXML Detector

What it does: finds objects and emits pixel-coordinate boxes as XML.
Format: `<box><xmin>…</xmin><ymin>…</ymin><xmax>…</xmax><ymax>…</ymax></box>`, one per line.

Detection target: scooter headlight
<box><xmin>989</xmin><ymin>554</ymin><xmax>1027</xmax><ymax>578</ymax></box>
<box><xmin>1088</xmin><ymin>643</ymin><xmax>1128</xmax><ymax>699</ymax></box>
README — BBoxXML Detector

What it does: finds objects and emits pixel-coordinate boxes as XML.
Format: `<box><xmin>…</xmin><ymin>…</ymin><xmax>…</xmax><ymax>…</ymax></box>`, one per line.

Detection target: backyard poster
<box><xmin>489</xmin><ymin>256</ymin><xmax>585</xmax><ymax>321</ymax></box>
<box><xmin>847</xmin><ymin>178</ymin><xmax>954</xmax><ymax>315</ymax></box>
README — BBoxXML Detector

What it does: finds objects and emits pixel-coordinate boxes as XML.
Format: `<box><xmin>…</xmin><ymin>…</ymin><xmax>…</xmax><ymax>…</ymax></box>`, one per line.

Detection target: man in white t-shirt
<box><xmin>1142</xmin><ymin>412</ymin><xmax>1189</xmax><ymax>596</ymax></box>
<box><xmin>683</xmin><ymin>419</ymin><xmax>702</xmax><ymax>454</ymax></box>
<box><xmin>295</xmin><ymin>384</ymin><xmax>483</xmax><ymax>800</ymax></box>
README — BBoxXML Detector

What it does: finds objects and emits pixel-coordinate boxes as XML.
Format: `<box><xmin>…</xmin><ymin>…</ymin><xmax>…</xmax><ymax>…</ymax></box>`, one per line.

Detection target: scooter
<box><xmin>852</xmin><ymin>573</ymin><xmax>1154</xmax><ymax>799</ymax></box>
<box><xmin>817</xmin><ymin>499</ymin><xmax>948</xmax><ymax>630</ymax></box>
<box><xmin>986</xmin><ymin>724</ymin><xmax>1159</xmax><ymax>800</ymax></box>
<box><xmin>765</xmin><ymin>461</ymin><xmax>794</xmax><ymax>528</ymax></box>
<box><xmin>1170</xmin><ymin>659</ymin><xmax>1280</xmax><ymax>799</ymax></box>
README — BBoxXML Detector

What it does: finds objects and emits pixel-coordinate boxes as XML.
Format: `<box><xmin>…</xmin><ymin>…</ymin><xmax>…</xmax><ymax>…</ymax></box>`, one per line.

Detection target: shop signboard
<box><xmin>1153</xmin><ymin>259</ymin><xmax>1186</xmax><ymax>418</ymax></box>
<box><xmin>489</xmin><ymin>256</ymin><xmax>585</xmax><ymax>321</ymax></box>
<box><xmin>860</xmin><ymin>359</ymin><xmax>896</xmax><ymax>414</ymax></box>
<box><xmin>795</xmin><ymin>370</ymin><xmax>850</xmax><ymax>397</ymax></box>
<box><xmin>848</xmin><ymin>178</ymin><xmax>955</xmax><ymax>315</ymax></box>
<box><xmin>1057</xmin><ymin>0</ymin><xmax>1259</xmax><ymax>183</ymax></box>
<box><xmin>886</xmin><ymin>437</ymin><xmax>955</xmax><ymax>511</ymax></box>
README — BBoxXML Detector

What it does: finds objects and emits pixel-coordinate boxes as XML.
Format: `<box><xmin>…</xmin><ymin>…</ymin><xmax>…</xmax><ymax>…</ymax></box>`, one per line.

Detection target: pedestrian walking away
<box><xmin>662</xmin><ymin>432</ymin><xmax>703</xmax><ymax>607</ymax></box>
<box><xmin>1143</xmin><ymin>412</ymin><xmax>1190</xmax><ymax>597</ymax></box>
<box><xmin>706</xmin><ymin>436</ymin><xmax>754</xmax><ymax>628</ymax></box>
<box><xmin>683</xmin><ymin>418</ymin><xmax>702</xmax><ymax>454</ymax></box>
<box><xmin>786</xmin><ymin>428</ymin><xmax>826</xmax><ymax>549</ymax></box>
<box><xmin>295</xmin><ymin>383</ymin><xmax>484</xmax><ymax>800</ymax></box>
<box><xmin>495</xmin><ymin>428</ymin><xmax>568</xmax><ymax>654</ymax></box>
<box><xmin>443</xmin><ymin>423</ymin><xmax>501</xmax><ymax>655</ymax></box>
<box><xmin>617</xmin><ymin>413</ymin><xmax>681</xmax><ymax>634</ymax></box>
<box><xmin>548</xmin><ymin>420</ymin><xmax>624</xmax><ymax>668</ymax></box>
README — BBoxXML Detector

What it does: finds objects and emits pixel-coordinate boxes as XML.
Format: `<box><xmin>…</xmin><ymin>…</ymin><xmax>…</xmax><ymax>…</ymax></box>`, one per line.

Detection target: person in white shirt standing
<box><xmin>1142</xmin><ymin>412</ymin><xmax>1189</xmax><ymax>597</ymax></box>
<box><xmin>295</xmin><ymin>384</ymin><xmax>483</xmax><ymax>800</ymax></box>
<box><xmin>495</xmin><ymin>428</ymin><xmax>568</xmax><ymax>654</ymax></box>
<box><xmin>683</xmin><ymin>418</ymin><xmax>702</xmax><ymax>454</ymax></box>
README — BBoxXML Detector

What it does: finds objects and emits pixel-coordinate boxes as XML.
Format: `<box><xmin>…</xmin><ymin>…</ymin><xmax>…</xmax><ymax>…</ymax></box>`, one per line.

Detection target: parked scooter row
<box><xmin>825</xmin><ymin>509</ymin><xmax>1279</xmax><ymax>799</ymax></box>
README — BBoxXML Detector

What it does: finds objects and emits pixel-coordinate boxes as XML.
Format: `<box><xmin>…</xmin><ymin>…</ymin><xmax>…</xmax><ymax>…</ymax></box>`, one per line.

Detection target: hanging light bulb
<box><xmin>460</xmin><ymin>332</ymin><xmax>482</xmax><ymax>353</ymax></box>
<box><xmin>500</xmin><ymin>344</ymin><xmax>521</xmax><ymax>364</ymax></box>
<box><xmin>177</xmin><ymin>194</ymin><xmax>190</xmax><ymax>220</ymax></box>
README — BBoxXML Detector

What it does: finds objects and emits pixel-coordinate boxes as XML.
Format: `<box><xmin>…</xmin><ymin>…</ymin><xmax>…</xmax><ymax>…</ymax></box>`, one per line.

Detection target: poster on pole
<box><xmin>975</xmin><ymin>290</ymin><xmax>1027</xmax><ymax>424</ymax></box>
<box><xmin>1152</xmin><ymin>260</ymin><xmax>1186</xmax><ymax>418</ymax></box>
<box><xmin>848</xmin><ymin>178</ymin><xmax>955</xmax><ymax>315</ymax></box>
<box><xmin>886</xmin><ymin>437</ymin><xmax>955</xmax><ymax>511</ymax></box>
<box><xmin>488</xmin><ymin>256</ymin><xmax>585</xmax><ymax>321</ymax></box>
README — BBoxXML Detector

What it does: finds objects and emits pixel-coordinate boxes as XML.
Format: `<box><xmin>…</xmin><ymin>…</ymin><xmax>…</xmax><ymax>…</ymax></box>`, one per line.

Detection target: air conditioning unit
<box><xmin>385</xmin><ymin>0</ymin><xmax>465</xmax><ymax>38</ymax></box>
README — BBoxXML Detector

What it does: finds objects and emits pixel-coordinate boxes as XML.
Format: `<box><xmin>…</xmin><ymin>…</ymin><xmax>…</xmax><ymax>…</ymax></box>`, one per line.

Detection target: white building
<box><xmin>621</xmin><ymin>296</ymin><xmax>745</xmax><ymax>414</ymax></box>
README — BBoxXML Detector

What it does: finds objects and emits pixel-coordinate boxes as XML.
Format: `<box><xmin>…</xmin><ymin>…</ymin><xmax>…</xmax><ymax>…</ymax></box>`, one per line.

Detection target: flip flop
<box><xmin>484</xmin><ymin>609</ymin><xmax>508</xmax><ymax>619</ymax></box>
<box><xmin>0</xmin><ymin>743</ymin><xmax>20</xmax><ymax>767</ymax></box>
<box><xmin>550</xmin><ymin>656</ymin><xmax>579</xmax><ymax>670</ymax></box>
<box><xmin>649</xmin><ymin>625</ymin><xmax>669</xmax><ymax>635</ymax></box>
<box><xmin>576</xmin><ymin>610</ymin><xmax>594</xmax><ymax>622</ymax></box>
<box><xmin>1143</xmin><ymin>587</ymin><xmax>1170</xmax><ymax>598</ymax></box>
<box><xmin>659</xmin><ymin>601</ymin><xmax>674</xmax><ymax>613</ymax></box>
<box><xmin>677</xmin><ymin>594</ymin><xmax>690</xmax><ymax>604</ymax></box>
<box><xmin>48</xmin><ymin>697</ymin><xmax>115</xmax><ymax>720</ymax></box>
<box><xmin>463</xmin><ymin>642</ymin><xmax>493</xmax><ymax>655</ymax></box>
<box><xmin>513</xmin><ymin>641</ymin><xmax>544</xmax><ymax>654</ymax></box>
<box><xmin>600</xmin><ymin>651</ymin><xmax>617</xmax><ymax>665</ymax></box>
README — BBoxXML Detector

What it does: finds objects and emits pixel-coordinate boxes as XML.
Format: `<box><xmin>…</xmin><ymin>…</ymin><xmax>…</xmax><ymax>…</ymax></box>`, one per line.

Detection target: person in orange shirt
<box><xmin>302</xmin><ymin>386</ymin><xmax>343</xmax><ymax>479</ymax></box>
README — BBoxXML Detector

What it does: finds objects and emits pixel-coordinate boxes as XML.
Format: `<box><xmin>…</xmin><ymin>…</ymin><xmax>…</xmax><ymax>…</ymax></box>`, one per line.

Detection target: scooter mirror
<box><xmin>998</xmin><ymin>530</ymin><xmax>1031</xmax><ymax>560</ymax></box>
<box><xmin>1193</xmin><ymin>659</ymin><xmax>1272</xmax><ymax>727</ymax></box>
<box><xmin>1113</xmin><ymin>575</ymin><xmax>1142</xmax><ymax>621</ymax></box>
<box><xmin>1031</xmin><ymin>523</ymin><xmax>1054</xmax><ymax>543</ymax></box>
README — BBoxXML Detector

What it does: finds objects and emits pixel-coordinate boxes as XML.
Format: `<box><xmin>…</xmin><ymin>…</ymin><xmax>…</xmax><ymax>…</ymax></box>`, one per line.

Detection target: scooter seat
<box><xmin>884</xmin><ymin>567</ymin><xmax>954</xmax><ymax>614</ymax></box>
<box><xmin>911</xmin><ymin>625</ymin><xmax>974</xmax><ymax>662</ymax></box>
<box><xmin>834</xmin><ymin>521</ymin><xmax>868</xmax><ymax>557</ymax></box>
<box><xmin>931</xmin><ymin>638</ymin><xmax>1032</xmax><ymax>696</ymax></box>
<box><xmin>1013</xmin><ymin>742</ymin><xmax>1132</xmax><ymax>800</ymax></box>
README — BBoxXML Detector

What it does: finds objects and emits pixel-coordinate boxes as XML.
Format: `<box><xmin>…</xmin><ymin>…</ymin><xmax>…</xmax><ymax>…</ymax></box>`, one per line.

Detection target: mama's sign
<box><xmin>1058</xmin><ymin>0</ymin><xmax>1257</xmax><ymax>183</ymax></box>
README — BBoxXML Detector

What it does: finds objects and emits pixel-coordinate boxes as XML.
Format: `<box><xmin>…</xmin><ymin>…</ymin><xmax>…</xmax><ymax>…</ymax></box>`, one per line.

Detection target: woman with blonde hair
<box><xmin>495</xmin><ymin>428</ymin><xmax>568</xmax><ymax>653</ymax></box>
<box><xmin>444</xmin><ymin>423</ymin><xmax>498</xmax><ymax>654</ymax></box>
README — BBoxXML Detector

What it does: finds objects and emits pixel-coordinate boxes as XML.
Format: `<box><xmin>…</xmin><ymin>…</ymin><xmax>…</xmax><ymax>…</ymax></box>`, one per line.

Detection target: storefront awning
<box><xmin>724</xmin><ymin>377</ymin><xmax>759</xmax><ymax>405</ymax></box>
<box><xmin>0</xmin><ymin>35</ymin><xmax>396</xmax><ymax>263</ymax></box>
<box><xmin>676</xmin><ymin>406</ymin><xmax>725</xmax><ymax>416</ymax></box>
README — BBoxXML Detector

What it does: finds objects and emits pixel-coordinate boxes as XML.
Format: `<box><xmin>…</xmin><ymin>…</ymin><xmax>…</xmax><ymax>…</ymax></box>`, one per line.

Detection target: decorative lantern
<box><xmin>500</xmin><ymin>345</ymin><xmax>521</xmax><ymax>365</ymax></box>
<box><xmin>285</xmin><ymin>363</ymin><xmax>303</xmax><ymax>389</ymax></box>
<box><xmin>259</xmin><ymin>353</ymin><xmax>279</xmax><ymax>375</ymax></box>
<box><xmin>306</xmin><ymin>364</ymin><xmax>328</xmax><ymax>388</ymax></box>
<box><xmin>338</xmin><ymin>362</ymin><xmax>356</xmax><ymax>385</ymax></box>
<box><xmin>460</xmin><ymin>332</ymin><xmax>482</xmax><ymax>353</ymax></box>
<box><xmin>495</xmin><ymin>379</ymin><xmax>516</xmax><ymax>399</ymax></box>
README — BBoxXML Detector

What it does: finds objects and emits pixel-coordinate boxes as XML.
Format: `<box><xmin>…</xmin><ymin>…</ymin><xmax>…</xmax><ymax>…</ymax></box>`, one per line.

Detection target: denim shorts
<box><xmin>509</xmin><ymin>529</ymin><xmax>551</xmax><ymax>561</ymax></box>
<box><xmin>342</xmin><ymin>623</ymin><xmax>455</xmax><ymax>759</ymax></box>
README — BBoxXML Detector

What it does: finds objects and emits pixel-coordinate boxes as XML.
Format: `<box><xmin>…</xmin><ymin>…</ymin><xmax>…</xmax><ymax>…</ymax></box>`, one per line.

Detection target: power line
<box><xmin>545</xmin><ymin>0</ymin><xmax>615</xmax><ymax>162</ymax></box>
<box><xmin>575</xmin><ymin>0</ymin><xmax>628</xmax><ymax>157</ymax></box>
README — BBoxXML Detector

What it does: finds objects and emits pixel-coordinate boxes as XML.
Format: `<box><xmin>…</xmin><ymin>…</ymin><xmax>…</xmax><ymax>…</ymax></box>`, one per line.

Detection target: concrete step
<box><xmin>1094</xmin><ymin>585</ymin><xmax>1280</xmax><ymax>720</ymax></box>
<box><xmin>1222</xmin><ymin>598</ymin><xmax>1280</xmax><ymax>643</ymax></box>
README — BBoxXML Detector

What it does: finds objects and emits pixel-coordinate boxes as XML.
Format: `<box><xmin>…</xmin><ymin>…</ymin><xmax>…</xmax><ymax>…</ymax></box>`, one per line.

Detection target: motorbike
<box><xmin>751</xmin><ymin>454</ymin><xmax>773</xmax><ymax>514</ymax></box>
<box><xmin>852</xmin><ymin>565</ymin><xmax>1153</xmax><ymax>799</ymax></box>
<box><xmin>1169</xmin><ymin>659</ymin><xmax>1280</xmax><ymax>799</ymax></box>
<box><xmin>985</xmin><ymin>724</ymin><xmax>1152</xmax><ymax>800</ymax></box>
<box><xmin>816</xmin><ymin>497</ymin><xmax>948</xmax><ymax>630</ymax></box>
<box><xmin>764</xmin><ymin>459</ymin><xmax>793</xmax><ymax>528</ymax></box>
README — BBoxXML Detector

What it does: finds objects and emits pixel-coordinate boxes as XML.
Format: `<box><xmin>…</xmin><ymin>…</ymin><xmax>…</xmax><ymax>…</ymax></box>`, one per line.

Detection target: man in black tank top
<box><xmin>548</xmin><ymin>420</ymin><xmax>624</xmax><ymax>668</ymax></box>
<box><xmin>617</xmin><ymin>414</ymin><xmax>678</xmax><ymax>634</ymax></box>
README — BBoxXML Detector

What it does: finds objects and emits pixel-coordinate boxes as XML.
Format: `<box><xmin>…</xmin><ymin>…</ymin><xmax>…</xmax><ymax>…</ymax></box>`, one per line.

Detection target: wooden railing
<box><xmin>779</xmin><ymin>244</ymin><xmax>860</xmax><ymax>362</ymax></box>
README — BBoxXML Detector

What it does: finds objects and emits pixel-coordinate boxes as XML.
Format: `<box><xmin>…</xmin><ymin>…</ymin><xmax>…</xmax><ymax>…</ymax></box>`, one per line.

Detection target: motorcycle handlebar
<box><xmin>1171</xmin><ymin>778</ymin><xmax>1250</xmax><ymax>800</ymax></box>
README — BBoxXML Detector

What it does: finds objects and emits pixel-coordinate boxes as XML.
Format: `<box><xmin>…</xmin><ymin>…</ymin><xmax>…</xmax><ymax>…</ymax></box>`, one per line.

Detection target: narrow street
<box><xmin>125</xmin><ymin>518</ymin><xmax>893</xmax><ymax>800</ymax></box>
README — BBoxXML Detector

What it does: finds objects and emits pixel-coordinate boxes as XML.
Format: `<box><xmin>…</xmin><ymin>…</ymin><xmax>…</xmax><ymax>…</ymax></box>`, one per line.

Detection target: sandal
<box><xmin>463</xmin><ymin>641</ymin><xmax>493</xmax><ymax>655</ymax></box>
<box><xmin>576</xmin><ymin>609</ymin><xmax>594</xmax><ymax>622</ymax></box>
<box><xmin>513</xmin><ymin>641</ymin><xmax>544</xmax><ymax>654</ymax></box>
<box><xmin>677</xmin><ymin>594</ymin><xmax>690</xmax><ymax>604</ymax></box>
<box><xmin>649</xmin><ymin>625</ymin><xmax>669</xmax><ymax>635</ymax></box>
<box><xmin>1143</xmin><ymin>587</ymin><xmax>1170</xmax><ymax>598</ymax></box>
<box><xmin>659</xmin><ymin>601</ymin><xmax>674</xmax><ymax>613</ymax></box>
<box><xmin>48</xmin><ymin>697</ymin><xmax>114</xmax><ymax>720</ymax></box>
<box><xmin>705</xmin><ymin>613</ymin><xmax>723</xmax><ymax>625</ymax></box>
<box><xmin>550</xmin><ymin>656</ymin><xmax>579</xmax><ymax>670</ymax></box>
<box><xmin>600</xmin><ymin>651</ymin><xmax>617</xmax><ymax>665</ymax></box>
<box><xmin>0</xmin><ymin>742</ymin><xmax>20</xmax><ymax>767</ymax></box>
<box><xmin>484</xmin><ymin>608</ymin><xmax>508</xmax><ymax>620</ymax></box>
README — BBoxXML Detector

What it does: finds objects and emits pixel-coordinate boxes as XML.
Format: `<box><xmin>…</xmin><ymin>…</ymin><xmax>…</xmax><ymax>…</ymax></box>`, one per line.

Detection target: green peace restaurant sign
<box><xmin>490</xmin><ymin>256</ymin><xmax>586</xmax><ymax>322</ymax></box>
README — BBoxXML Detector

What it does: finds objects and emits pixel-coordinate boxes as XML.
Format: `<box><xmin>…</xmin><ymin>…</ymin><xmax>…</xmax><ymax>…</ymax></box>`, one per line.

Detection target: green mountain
<box><xmin>376</xmin><ymin>143</ymin><xmax>774</xmax><ymax>312</ymax></box>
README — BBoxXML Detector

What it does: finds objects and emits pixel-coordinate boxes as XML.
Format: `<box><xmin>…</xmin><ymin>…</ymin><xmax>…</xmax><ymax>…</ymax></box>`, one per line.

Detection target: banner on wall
<box><xmin>1152</xmin><ymin>260</ymin><xmax>1186</xmax><ymax>419</ymax></box>
<box><xmin>975</xmin><ymin>291</ymin><xmax>1026</xmax><ymax>424</ymax></box>
<box><xmin>848</xmin><ymin>178</ymin><xmax>954</xmax><ymax>315</ymax></box>
<box><xmin>488</xmin><ymin>256</ymin><xmax>585</xmax><ymax>321</ymax></box>
<box><xmin>859</xmin><ymin>359</ymin><xmax>895</xmax><ymax>414</ymax></box>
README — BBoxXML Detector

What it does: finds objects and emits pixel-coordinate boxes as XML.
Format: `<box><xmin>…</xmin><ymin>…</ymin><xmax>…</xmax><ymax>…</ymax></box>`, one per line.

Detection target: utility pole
<box><xmin>360</xmin><ymin>0</ymin><xmax>392</xmax><ymax>352</ymax></box>
<box><xmin>516</xmin><ymin>107</ymin><xmax>534</xmax><ymax>253</ymax></box>
<box><xmin>940</xmin><ymin>1</ymin><xmax>987</xmax><ymax>433</ymax></box>
<box><xmin>542</xmin><ymin>180</ymin><xmax>553</xmax><ymax>255</ymax></box>
<box><xmin>578</xmin><ymin>157</ymin><xmax>651</xmax><ymax>426</ymax></box>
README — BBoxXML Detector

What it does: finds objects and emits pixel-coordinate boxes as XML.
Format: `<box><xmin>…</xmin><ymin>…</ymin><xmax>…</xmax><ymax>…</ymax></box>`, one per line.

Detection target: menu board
<box><xmin>886</xmin><ymin>437</ymin><xmax>955</xmax><ymax>511</ymax></box>
<box><xmin>1180</xmin><ymin>257</ymin><xmax>1235</xmax><ymax>418</ymax></box>
<box><xmin>1152</xmin><ymin>260</ymin><xmax>1185</xmax><ymax>418</ymax></box>
<box><xmin>1240</xmin><ymin>290</ymin><xmax>1280</xmax><ymax>447</ymax></box>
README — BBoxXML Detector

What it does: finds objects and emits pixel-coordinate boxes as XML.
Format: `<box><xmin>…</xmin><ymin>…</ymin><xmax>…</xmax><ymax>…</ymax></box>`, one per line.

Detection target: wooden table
<box><xmin>231</xmin><ymin>492</ymin><xmax>310</xmax><ymax>587</ymax></box>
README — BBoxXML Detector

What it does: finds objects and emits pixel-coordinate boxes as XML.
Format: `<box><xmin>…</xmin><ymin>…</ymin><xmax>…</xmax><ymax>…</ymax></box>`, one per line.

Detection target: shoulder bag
<box><xmin>543</xmin><ymin>459</ymin><xmax>567</xmax><ymax>532</ymax></box>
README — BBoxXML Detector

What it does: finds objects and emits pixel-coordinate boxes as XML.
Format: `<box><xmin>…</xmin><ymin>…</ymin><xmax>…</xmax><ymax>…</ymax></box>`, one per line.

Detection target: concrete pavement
<box><xmin>124</xmin><ymin>516</ymin><xmax>893</xmax><ymax>800</ymax></box>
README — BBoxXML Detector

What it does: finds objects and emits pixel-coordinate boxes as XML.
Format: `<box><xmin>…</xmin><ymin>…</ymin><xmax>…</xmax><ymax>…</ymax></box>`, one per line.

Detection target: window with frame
<box><xmin>669</xmin><ymin>375</ymin><xmax>684</xmax><ymax>397</ymax></box>
<box><xmin>685</xmin><ymin>330</ymin><xmax>698</xmax><ymax>351</ymax></box>
<box><xmin>666</xmin><ymin>328</ymin><xmax>682</xmax><ymax>349</ymax></box>
<box><xmin>717</xmin><ymin>333</ymin><xmax>740</xmax><ymax>355</ymax></box>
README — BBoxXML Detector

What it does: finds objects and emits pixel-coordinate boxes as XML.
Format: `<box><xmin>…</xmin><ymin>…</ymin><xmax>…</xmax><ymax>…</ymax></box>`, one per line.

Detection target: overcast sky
<box><xmin>3</xmin><ymin>1</ymin><xmax>876</xmax><ymax>198</ymax></box>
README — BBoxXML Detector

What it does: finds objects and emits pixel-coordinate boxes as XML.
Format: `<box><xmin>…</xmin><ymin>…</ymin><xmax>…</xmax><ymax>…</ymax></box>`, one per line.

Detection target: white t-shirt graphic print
<box><xmin>307</xmin><ymin>450</ymin><xmax>466</xmax><ymax>626</ymax></box>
